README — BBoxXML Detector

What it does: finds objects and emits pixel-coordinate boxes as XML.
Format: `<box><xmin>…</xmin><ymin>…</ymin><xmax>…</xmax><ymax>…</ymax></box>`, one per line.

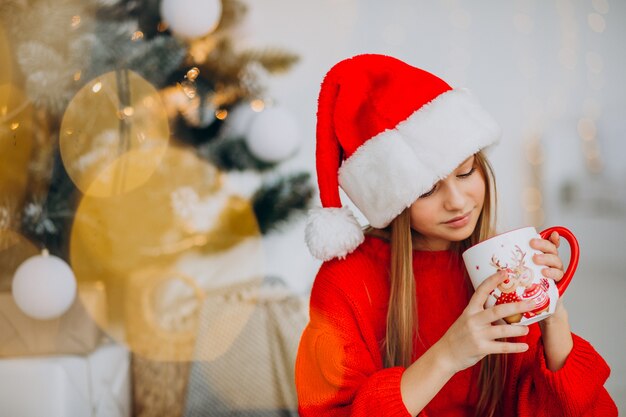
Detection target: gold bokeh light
<box><xmin>70</xmin><ymin>146</ymin><xmax>264</xmax><ymax>361</ymax></box>
<box><xmin>60</xmin><ymin>70</ymin><xmax>170</xmax><ymax>197</ymax></box>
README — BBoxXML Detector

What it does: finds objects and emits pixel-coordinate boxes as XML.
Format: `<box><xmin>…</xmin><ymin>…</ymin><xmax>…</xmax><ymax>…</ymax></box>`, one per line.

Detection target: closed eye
<box><xmin>419</xmin><ymin>166</ymin><xmax>476</xmax><ymax>199</ymax></box>
<box><xmin>457</xmin><ymin>167</ymin><xmax>476</xmax><ymax>178</ymax></box>
<box><xmin>419</xmin><ymin>184</ymin><xmax>437</xmax><ymax>199</ymax></box>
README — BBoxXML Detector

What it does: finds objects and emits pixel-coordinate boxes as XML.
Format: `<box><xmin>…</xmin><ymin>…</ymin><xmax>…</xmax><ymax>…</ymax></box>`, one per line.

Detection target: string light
<box><xmin>587</xmin><ymin>12</ymin><xmax>606</xmax><ymax>32</ymax></box>
<box><xmin>92</xmin><ymin>82</ymin><xmax>102</xmax><ymax>93</ymax></box>
<box><xmin>523</xmin><ymin>187</ymin><xmax>543</xmax><ymax>212</ymax></box>
<box><xmin>74</xmin><ymin>71</ymin><xmax>82</xmax><ymax>82</ymax></box>
<box><xmin>585</xmin><ymin>51</ymin><xmax>604</xmax><ymax>73</ymax></box>
<box><xmin>186</xmin><ymin>67</ymin><xmax>200</xmax><ymax>81</ymax></box>
<box><xmin>181</xmin><ymin>81</ymin><xmax>196</xmax><ymax>99</ymax></box>
<box><xmin>577</xmin><ymin>117</ymin><xmax>596</xmax><ymax>141</ymax></box>
<box><xmin>122</xmin><ymin>106</ymin><xmax>135</xmax><ymax>117</ymax></box>
<box><xmin>10</xmin><ymin>122</ymin><xmax>19</xmax><ymax>130</ymax></box>
<box><xmin>250</xmin><ymin>99</ymin><xmax>265</xmax><ymax>112</ymax></box>
<box><xmin>131</xmin><ymin>31</ymin><xmax>144</xmax><ymax>41</ymax></box>
<box><xmin>71</xmin><ymin>15</ymin><xmax>81</xmax><ymax>29</ymax></box>
<box><xmin>580</xmin><ymin>1</ymin><xmax>606</xmax><ymax>174</ymax></box>
<box><xmin>215</xmin><ymin>109</ymin><xmax>227</xmax><ymax>120</ymax></box>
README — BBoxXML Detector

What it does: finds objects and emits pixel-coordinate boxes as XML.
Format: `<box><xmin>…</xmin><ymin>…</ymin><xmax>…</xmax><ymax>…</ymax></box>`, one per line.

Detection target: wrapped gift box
<box><xmin>0</xmin><ymin>341</ymin><xmax>131</xmax><ymax>417</ymax></box>
<box><xmin>0</xmin><ymin>282</ymin><xmax>106</xmax><ymax>357</ymax></box>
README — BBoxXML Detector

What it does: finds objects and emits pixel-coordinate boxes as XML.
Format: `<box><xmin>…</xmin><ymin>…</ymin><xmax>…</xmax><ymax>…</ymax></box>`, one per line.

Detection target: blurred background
<box><xmin>0</xmin><ymin>0</ymin><xmax>624</xmax><ymax>416</ymax></box>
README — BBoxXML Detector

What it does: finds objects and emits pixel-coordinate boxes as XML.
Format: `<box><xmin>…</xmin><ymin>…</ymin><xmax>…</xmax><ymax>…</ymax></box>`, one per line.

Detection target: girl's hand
<box><xmin>531</xmin><ymin>231</ymin><xmax>573</xmax><ymax>369</ymax></box>
<box><xmin>530</xmin><ymin>231</ymin><xmax>564</xmax><ymax>282</ymax></box>
<box><xmin>436</xmin><ymin>271</ymin><xmax>535</xmax><ymax>373</ymax></box>
<box><xmin>530</xmin><ymin>231</ymin><xmax>569</xmax><ymax>324</ymax></box>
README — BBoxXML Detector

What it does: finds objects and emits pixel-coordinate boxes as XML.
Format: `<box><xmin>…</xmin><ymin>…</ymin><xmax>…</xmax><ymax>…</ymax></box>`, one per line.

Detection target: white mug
<box><xmin>462</xmin><ymin>226</ymin><xmax>580</xmax><ymax>325</ymax></box>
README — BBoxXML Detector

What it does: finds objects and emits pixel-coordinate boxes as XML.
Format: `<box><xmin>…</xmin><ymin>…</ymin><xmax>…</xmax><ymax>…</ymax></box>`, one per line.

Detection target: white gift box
<box><xmin>0</xmin><ymin>341</ymin><xmax>131</xmax><ymax>417</ymax></box>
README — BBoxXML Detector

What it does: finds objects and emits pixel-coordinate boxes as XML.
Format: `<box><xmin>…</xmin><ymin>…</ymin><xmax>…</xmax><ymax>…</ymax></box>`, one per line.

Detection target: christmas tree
<box><xmin>0</xmin><ymin>0</ymin><xmax>313</xmax><ymax>262</ymax></box>
<box><xmin>1</xmin><ymin>2</ymin><xmax>312</xmax><ymax>414</ymax></box>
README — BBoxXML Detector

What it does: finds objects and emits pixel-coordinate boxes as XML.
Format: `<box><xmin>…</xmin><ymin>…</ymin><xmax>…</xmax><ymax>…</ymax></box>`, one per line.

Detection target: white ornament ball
<box><xmin>246</xmin><ymin>107</ymin><xmax>301</xmax><ymax>163</ymax></box>
<box><xmin>160</xmin><ymin>0</ymin><xmax>222</xmax><ymax>40</ymax></box>
<box><xmin>12</xmin><ymin>252</ymin><xmax>77</xmax><ymax>320</ymax></box>
<box><xmin>223</xmin><ymin>102</ymin><xmax>257</xmax><ymax>139</ymax></box>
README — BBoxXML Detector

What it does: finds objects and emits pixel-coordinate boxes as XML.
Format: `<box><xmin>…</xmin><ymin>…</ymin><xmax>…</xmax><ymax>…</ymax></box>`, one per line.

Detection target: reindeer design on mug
<box><xmin>489</xmin><ymin>253</ymin><xmax>523</xmax><ymax>324</ymax></box>
<box><xmin>488</xmin><ymin>246</ymin><xmax>549</xmax><ymax>324</ymax></box>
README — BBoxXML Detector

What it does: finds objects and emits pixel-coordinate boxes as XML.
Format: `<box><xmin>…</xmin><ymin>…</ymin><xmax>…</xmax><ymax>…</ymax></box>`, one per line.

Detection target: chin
<box><xmin>446</xmin><ymin>221</ymin><xmax>478</xmax><ymax>242</ymax></box>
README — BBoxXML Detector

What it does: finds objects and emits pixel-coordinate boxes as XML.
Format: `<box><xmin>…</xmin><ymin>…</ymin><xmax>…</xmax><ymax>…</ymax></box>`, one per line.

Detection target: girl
<box><xmin>296</xmin><ymin>54</ymin><xmax>616</xmax><ymax>416</ymax></box>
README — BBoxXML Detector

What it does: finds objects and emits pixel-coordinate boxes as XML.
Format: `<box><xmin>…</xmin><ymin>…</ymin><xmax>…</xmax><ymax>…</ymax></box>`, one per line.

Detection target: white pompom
<box><xmin>304</xmin><ymin>206</ymin><xmax>364</xmax><ymax>261</ymax></box>
<box><xmin>12</xmin><ymin>251</ymin><xmax>77</xmax><ymax>320</ymax></box>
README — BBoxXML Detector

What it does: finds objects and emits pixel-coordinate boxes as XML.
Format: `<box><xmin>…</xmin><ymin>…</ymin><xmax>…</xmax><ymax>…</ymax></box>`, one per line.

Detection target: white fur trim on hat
<box><xmin>338</xmin><ymin>88</ymin><xmax>501</xmax><ymax>228</ymax></box>
<box><xmin>304</xmin><ymin>206</ymin><xmax>364</xmax><ymax>261</ymax></box>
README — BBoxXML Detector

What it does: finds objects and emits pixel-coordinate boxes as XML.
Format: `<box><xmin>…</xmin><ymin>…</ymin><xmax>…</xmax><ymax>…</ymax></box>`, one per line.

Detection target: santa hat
<box><xmin>305</xmin><ymin>54</ymin><xmax>501</xmax><ymax>261</ymax></box>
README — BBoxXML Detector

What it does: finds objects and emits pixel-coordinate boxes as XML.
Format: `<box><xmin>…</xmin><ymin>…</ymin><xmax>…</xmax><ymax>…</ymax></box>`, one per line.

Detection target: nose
<box><xmin>442</xmin><ymin>181</ymin><xmax>466</xmax><ymax>211</ymax></box>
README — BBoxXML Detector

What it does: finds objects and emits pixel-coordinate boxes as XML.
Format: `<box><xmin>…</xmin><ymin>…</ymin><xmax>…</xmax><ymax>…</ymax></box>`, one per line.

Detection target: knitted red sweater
<box><xmin>295</xmin><ymin>235</ymin><xmax>617</xmax><ymax>416</ymax></box>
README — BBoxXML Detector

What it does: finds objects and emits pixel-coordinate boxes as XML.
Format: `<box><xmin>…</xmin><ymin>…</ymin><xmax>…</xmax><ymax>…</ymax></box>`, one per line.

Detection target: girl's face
<box><xmin>409</xmin><ymin>155</ymin><xmax>486</xmax><ymax>250</ymax></box>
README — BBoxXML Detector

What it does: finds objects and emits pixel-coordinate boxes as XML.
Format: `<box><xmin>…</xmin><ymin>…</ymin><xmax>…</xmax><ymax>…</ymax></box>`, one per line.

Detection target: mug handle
<box><xmin>539</xmin><ymin>226</ymin><xmax>580</xmax><ymax>296</ymax></box>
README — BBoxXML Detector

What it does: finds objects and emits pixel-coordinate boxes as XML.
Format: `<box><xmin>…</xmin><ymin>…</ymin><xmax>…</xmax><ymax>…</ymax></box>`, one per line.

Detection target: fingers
<box><xmin>530</xmin><ymin>237</ymin><xmax>558</xmax><ymax>255</ymax></box>
<box><xmin>549</xmin><ymin>231</ymin><xmax>561</xmax><ymax>248</ymax></box>
<box><xmin>481</xmin><ymin>299</ymin><xmax>536</xmax><ymax>324</ymax></box>
<box><xmin>541</xmin><ymin>267</ymin><xmax>564</xmax><ymax>280</ymax></box>
<box><xmin>484</xmin><ymin>323</ymin><xmax>530</xmax><ymax>340</ymax></box>
<box><xmin>533</xmin><ymin>252</ymin><xmax>564</xmax><ymax>271</ymax></box>
<box><xmin>486</xmin><ymin>340</ymin><xmax>529</xmax><ymax>354</ymax></box>
<box><xmin>468</xmin><ymin>270</ymin><xmax>506</xmax><ymax>312</ymax></box>
<box><xmin>531</xmin><ymin>236</ymin><xmax>565</xmax><ymax>280</ymax></box>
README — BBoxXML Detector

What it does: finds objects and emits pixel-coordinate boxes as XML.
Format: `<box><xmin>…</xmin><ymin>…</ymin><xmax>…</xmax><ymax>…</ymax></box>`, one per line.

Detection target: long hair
<box><xmin>364</xmin><ymin>151</ymin><xmax>504</xmax><ymax>417</ymax></box>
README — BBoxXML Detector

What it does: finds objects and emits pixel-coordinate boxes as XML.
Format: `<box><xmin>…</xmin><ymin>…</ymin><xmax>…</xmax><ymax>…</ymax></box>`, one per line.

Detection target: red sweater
<box><xmin>295</xmin><ymin>235</ymin><xmax>617</xmax><ymax>416</ymax></box>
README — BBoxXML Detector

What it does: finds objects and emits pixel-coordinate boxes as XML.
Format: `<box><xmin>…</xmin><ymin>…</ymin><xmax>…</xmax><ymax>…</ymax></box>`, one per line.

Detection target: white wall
<box><xmin>236</xmin><ymin>0</ymin><xmax>626</xmax><ymax>409</ymax></box>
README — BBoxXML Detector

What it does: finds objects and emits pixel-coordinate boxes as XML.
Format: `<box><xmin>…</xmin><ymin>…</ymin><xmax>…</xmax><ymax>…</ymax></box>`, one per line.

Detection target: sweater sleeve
<box><xmin>295</xmin><ymin>266</ymin><xmax>413</xmax><ymax>417</ymax></box>
<box><xmin>516</xmin><ymin>329</ymin><xmax>618</xmax><ymax>417</ymax></box>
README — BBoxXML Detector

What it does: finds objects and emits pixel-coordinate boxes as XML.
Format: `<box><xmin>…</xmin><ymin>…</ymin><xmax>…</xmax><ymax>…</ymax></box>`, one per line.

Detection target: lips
<box><xmin>444</xmin><ymin>211</ymin><xmax>471</xmax><ymax>224</ymax></box>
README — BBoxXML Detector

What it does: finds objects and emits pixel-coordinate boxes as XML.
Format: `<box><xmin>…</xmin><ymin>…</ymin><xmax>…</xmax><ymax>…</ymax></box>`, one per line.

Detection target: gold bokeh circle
<box><xmin>60</xmin><ymin>70</ymin><xmax>170</xmax><ymax>197</ymax></box>
<box><xmin>70</xmin><ymin>146</ymin><xmax>264</xmax><ymax>361</ymax></box>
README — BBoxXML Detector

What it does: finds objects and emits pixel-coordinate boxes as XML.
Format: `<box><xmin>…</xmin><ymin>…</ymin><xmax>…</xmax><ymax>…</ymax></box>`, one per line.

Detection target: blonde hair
<box><xmin>364</xmin><ymin>151</ymin><xmax>504</xmax><ymax>417</ymax></box>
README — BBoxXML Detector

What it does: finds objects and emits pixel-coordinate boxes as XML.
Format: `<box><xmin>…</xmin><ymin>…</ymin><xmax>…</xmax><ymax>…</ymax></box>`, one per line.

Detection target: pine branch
<box><xmin>126</xmin><ymin>35</ymin><xmax>187</xmax><ymax>87</ymax></box>
<box><xmin>172</xmin><ymin>115</ymin><xmax>225</xmax><ymax>146</ymax></box>
<box><xmin>20</xmin><ymin>149</ymin><xmax>78</xmax><ymax>260</ymax></box>
<box><xmin>216</xmin><ymin>0</ymin><xmax>248</xmax><ymax>32</ymax></box>
<box><xmin>252</xmin><ymin>172</ymin><xmax>314</xmax><ymax>234</ymax></box>
<box><xmin>199</xmin><ymin>137</ymin><xmax>276</xmax><ymax>172</ymax></box>
<box><xmin>17</xmin><ymin>41</ymin><xmax>76</xmax><ymax>115</ymax></box>
<box><xmin>239</xmin><ymin>48</ymin><xmax>300</xmax><ymax>75</ymax></box>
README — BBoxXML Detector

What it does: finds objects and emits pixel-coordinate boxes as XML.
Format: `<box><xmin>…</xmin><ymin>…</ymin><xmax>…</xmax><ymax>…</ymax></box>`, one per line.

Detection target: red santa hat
<box><xmin>305</xmin><ymin>54</ymin><xmax>501</xmax><ymax>261</ymax></box>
